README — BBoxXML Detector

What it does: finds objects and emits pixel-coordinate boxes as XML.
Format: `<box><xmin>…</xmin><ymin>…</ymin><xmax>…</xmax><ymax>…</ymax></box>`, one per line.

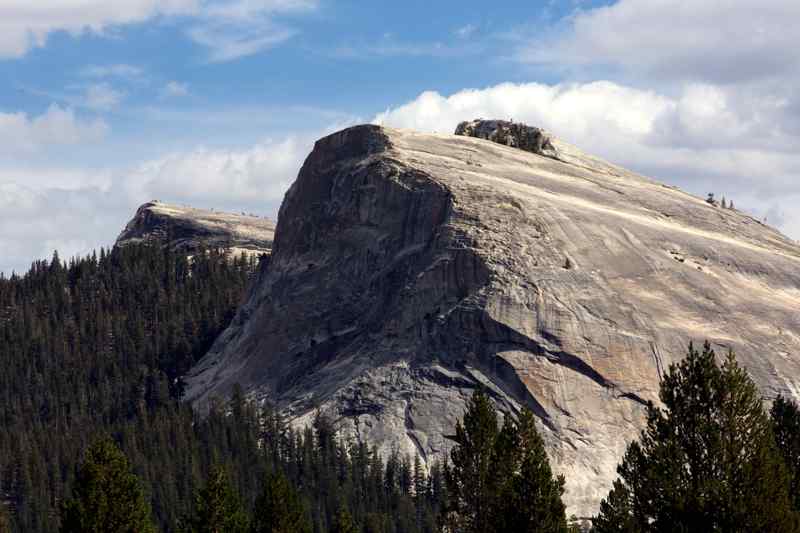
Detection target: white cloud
<box><xmin>187</xmin><ymin>23</ymin><xmax>295</xmax><ymax>62</ymax></box>
<box><xmin>0</xmin><ymin>0</ymin><xmax>316</xmax><ymax>61</ymax></box>
<box><xmin>0</xmin><ymin>0</ymin><xmax>199</xmax><ymax>59</ymax></box>
<box><xmin>162</xmin><ymin>81</ymin><xmax>190</xmax><ymax>98</ymax></box>
<box><xmin>0</xmin><ymin>183</ymin><xmax>128</xmax><ymax>275</ymax></box>
<box><xmin>374</xmin><ymin>82</ymin><xmax>672</xmax><ymax>139</ymax></box>
<box><xmin>497</xmin><ymin>0</ymin><xmax>800</xmax><ymax>239</ymax></box>
<box><xmin>0</xmin><ymin>105</ymin><xmax>109</xmax><ymax>154</ymax></box>
<box><xmin>0</xmin><ymin>167</ymin><xmax>113</xmax><ymax>191</ymax></box>
<box><xmin>374</xmin><ymin>81</ymin><xmax>800</xmax><ymax>241</ymax></box>
<box><xmin>517</xmin><ymin>0</ymin><xmax>800</xmax><ymax>84</ymax></box>
<box><xmin>331</xmin><ymin>40</ymin><xmax>478</xmax><ymax>60</ymax></box>
<box><xmin>187</xmin><ymin>0</ymin><xmax>317</xmax><ymax>62</ymax></box>
<box><xmin>0</xmin><ymin>131</ymin><xmax>314</xmax><ymax>275</ymax></box>
<box><xmin>83</xmin><ymin>83</ymin><xmax>125</xmax><ymax>111</ymax></box>
<box><xmin>202</xmin><ymin>0</ymin><xmax>317</xmax><ymax>20</ymax></box>
<box><xmin>123</xmin><ymin>135</ymin><xmax>310</xmax><ymax>206</ymax></box>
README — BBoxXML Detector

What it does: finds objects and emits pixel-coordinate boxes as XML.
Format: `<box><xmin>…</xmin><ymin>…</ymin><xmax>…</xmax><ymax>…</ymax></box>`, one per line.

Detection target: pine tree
<box><xmin>60</xmin><ymin>437</ymin><xmax>155</xmax><ymax>533</ymax></box>
<box><xmin>501</xmin><ymin>408</ymin><xmax>568</xmax><ymax>533</ymax></box>
<box><xmin>330</xmin><ymin>503</ymin><xmax>358</xmax><ymax>533</ymax></box>
<box><xmin>772</xmin><ymin>395</ymin><xmax>800</xmax><ymax>511</ymax></box>
<box><xmin>181</xmin><ymin>465</ymin><xmax>249</xmax><ymax>533</ymax></box>
<box><xmin>592</xmin><ymin>480</ymin><xmax>637</xmax><ymax>533</ymax></box>
<box><xmin>445</xmin><ymin>388</ymin><xmax>499</xmax><ymax>533</ymax></box>
<box><xmin>251</xmin><ymin>472</ymin><xmax>311</xmax><ymax>533</ymax></box>
<box><xmin>594</xmin><ymin>342</ymin><xmax>799</xmax><ymax>532</ymax></box>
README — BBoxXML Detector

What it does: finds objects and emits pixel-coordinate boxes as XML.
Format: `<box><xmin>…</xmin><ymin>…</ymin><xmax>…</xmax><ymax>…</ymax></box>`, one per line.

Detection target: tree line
<box><xmin>3</xmin><ymin>243</ymin><xmax>800</xmax><ymax>532</ymax></box>
<box><xmin>0</xmin><ymin>244</ymin><xmax>258</xmax><ymax>531</ymax></box>
<box><xmin>25</xmin><ymin>341</ymin><xmax>800</xmax><ymax>533</ymax></box>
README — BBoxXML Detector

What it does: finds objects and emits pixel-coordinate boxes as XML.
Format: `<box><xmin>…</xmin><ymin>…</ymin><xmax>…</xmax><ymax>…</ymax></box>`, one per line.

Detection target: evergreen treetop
<box><xmin>446</xmin><ymin>388</ymin><xmax>569</xmax><ymax>533</ymax></box>
<box><xmin>251</xmin><ymin>472</ymin><xmax>311</xmax><ymax>533</ymax></box>
<box><xmin>180</xmin><ymin>465</ymin><xmax>249</xmax><ymax>533</ymax></box>
<box><xmin>772</xmin><ymin>395</ymin><xmax>800</xmax><ymax>512</ymax></box>
<box><xmin>446</xmin><ymin>388</ymin><xmax>499</xmax><ymax>533</ymax></box>
<box><xmin>595</xmin><ymin>342</ymin><xmax>799</xmax><ymax>532</ymax></box>
<box><xmin>60</xmin><ymin>437</ymin><xmax>155</xmax><ymax>533</ymax></box>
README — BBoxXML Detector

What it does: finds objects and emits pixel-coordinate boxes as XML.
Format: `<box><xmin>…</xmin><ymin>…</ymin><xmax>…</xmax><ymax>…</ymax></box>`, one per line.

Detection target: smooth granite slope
<box><xmin>185</xmin><ymin>123</ymin><xmax>800</xmax><ymax>517</ymax></box>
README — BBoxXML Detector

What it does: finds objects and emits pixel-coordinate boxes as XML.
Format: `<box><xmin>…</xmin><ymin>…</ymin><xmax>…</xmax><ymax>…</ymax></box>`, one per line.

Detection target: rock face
<box><xmin>184</xmin><ymin>123</ymin><xmax>800</xmax><ymax>517</ymax></box>
<box><xmin>116</xmin><ymin>201</ymin><xmax>275</xmax><ymax>257</ymax></box>
<box><xmin>455</xmin><ymin>119</ymin><xmax>559</xmax><ymax>159</ymax></box>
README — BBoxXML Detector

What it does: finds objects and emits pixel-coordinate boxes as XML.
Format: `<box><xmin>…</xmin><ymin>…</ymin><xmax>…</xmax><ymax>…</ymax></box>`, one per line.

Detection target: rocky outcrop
<box><xmin>455</xmin><ymin>119</ymin><xmax>559</xmax><ymax>159</ymax></box>
<box><xmin>184</xmin><ymin>123</ymin><xmax>800</xmax><ymax>517</ymax></box>
<box><xmin>116</xmin><ymin>201</ymin><xmax>275</xmax><ymax>257</ymax></box>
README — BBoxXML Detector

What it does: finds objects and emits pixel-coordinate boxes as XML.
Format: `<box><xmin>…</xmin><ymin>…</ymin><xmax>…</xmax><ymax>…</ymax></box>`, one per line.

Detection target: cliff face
<box><xmin>116</xmin><ymin>201</ymin><xmax>275</xmax><ymax>257</ymax></box>
<box><xmin>184</xmin><ymin>123</ymin><xmax>800</xmax><ymax>516</ymax></box>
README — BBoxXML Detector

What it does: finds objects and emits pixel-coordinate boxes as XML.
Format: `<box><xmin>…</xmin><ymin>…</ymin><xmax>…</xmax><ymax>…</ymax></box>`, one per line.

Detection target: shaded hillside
<box><xmin>0</xmin><ymin>245</ymin><xmax>257</xmax><ymax>530</ymax></box>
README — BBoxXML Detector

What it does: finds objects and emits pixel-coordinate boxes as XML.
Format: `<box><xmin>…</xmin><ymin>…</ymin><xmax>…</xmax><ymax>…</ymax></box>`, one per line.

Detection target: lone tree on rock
<box><xmin>60</xmin><ymin>437</ymin><xmax>155</xmax><ymax>533</ymax></box>
<box><xmin>594</xmin><ymin>342</ymin><xmax>799</xmax><ymax>532</ymax></box>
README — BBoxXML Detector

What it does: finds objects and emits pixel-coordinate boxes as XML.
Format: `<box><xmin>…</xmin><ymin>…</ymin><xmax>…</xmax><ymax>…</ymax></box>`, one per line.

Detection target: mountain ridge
<box><xmin>116</xmin><ymin>200</ymin><xmax>276</xmax><ymax>257</ymax></box>
<box><xmin>184</xmin><ymin>121</ymin><xmax>800</xmax><ymax>516</ymax></box>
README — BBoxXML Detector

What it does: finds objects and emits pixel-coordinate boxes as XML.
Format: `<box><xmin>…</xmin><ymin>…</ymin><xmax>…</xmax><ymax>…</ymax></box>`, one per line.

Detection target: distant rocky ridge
<box><xmin>183</xmin><ymin>121</ymin><xmax>800</xmax><ymax>517</ymax></box>
<box><xmin>116</xmin><ymin>201</ymin><xmax>275</xmax><ymax>257</ymax></box>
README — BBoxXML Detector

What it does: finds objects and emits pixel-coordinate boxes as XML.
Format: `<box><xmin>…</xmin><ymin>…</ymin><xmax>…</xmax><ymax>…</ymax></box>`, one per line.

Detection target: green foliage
<box><xmin>181</xmin><ymin>466</ymin><xmax>249</xmax><ymax>533</ymax></box>
<box><xmin>251</xmin><ymin>473</ymin><xmax>311</xmax><ymax>533</ymax></box>
<box><xmin>0</xmin><ymin>239</ymin><xmax>447</xmax><ymax>533</ymax></box>
<box><xmin>595</xmin><ymin>342</ymin><xmax>799</xmax><ymax>532</ymax></box>
<box><xmin>772</xmin><ymin>395</ymin><xmax>800</xmax><ymax>512</ymax></box>
<box><xmin>592</xmin><ymin>481</ymin><xmax>637</xmax><ymax>533</ymax></box>
<box><xmin>446</xmin><ymin>389</ymin><xmax>568</xmax><ymax>533</ymax></box>
<box><xmin>499</xmin><ymin>409</ymin><xmax>568</xmax><ymax>533</ymax></box>
<box><xmin>329</xmin><ymin>503</ymin><xmax>358</xmax><ymax>533</ymax></box>
<box><xmin>60</xmin><ymin>437</ymin><xmax>155</xmax><ymax>533</ymax></box>
<box><xmin>0</xmin><ymin>244</ymin><xmax>257</xmax><ymax>531</ymax></box>
<box><xmin>445</xmin><ymin>388</ymin><xmax>499</xmax><ymax>533</ymax></box>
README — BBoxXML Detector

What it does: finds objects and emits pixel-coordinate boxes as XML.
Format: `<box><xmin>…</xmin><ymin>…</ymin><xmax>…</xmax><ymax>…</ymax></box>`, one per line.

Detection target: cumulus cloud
<box><xmin>374</xmin><ymin>81</ymin><xmax>800</xmax><ymax>241</ymax></box>
<box><xmin>517</xmin><ymin>0</ymin><xmax>800</xmax><ymax>85</ymax></box>
<box><xmin>0</xmin><ymin>132</ymin><xmax>313</xmax><ymax>275</ymax></box>
<box><xmin>0</xmin><ymin>105</ymin><xmax>109</xmax><ymax>154</ymax></box>
<box><xmin>0</xmin><ymin>183</ymin><xmax>131</xmax><ymax>275</ymax></box>
<box><xmin>123</xmin><ymin>135</ymin><xmax>311</xmax><ymax>207</ymax></box>
<box><xmin>499</xmin><ymin>0</ymin><xmax>800</xmax><ymax>240</ymax></box>
<box><xmin>374</xmin><ymin>82</ymin><xmax>672</xmax><ymax>141</ymax></box>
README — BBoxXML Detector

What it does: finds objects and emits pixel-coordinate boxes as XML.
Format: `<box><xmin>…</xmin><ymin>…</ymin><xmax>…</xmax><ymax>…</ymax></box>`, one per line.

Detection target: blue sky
<box><xmin>2</xmin><ymin>0</ymin><xmax>800</xmax><ymax>274</ymax></box>
<box><xmin>2</xmin><ymin>0</ymin><xmax>595</xmax><ymax>152</ymax></box>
